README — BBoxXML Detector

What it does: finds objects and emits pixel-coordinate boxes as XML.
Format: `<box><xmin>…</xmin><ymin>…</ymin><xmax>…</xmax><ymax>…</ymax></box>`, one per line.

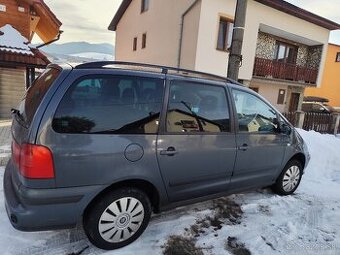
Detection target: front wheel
<box><xmin>83</xmin><ymin>187</ymin><xmax>152</xmax><ymax>250</ymax></box>
<box><xmin>272</xmin><ymin>160</ymin><xmax>303</xmax><ymax>196</ymax></box>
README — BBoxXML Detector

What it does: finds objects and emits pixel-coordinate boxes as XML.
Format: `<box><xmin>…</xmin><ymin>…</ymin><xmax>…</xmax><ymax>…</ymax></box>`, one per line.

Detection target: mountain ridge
<box><xmin>38</xmin><ymin>41</ymin><xmax>114</xmax><ymax>56</ymax></box>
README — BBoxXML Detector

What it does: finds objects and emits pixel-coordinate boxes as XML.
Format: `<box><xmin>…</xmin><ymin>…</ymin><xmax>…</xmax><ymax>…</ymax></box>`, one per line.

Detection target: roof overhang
<box><xmin>108</xmin><ymin>0</ymin><xmax>132</xmax><ymax>31</ymax></box>
<box><xmin>108</xmin><ymin>0</ymin><xmax>340</xmax><ymax>32</ymax></box>
<box><xmin>0</xmin><ymin>48</ymin><xmax>50</xmax><ymax>68</ymax></box>
<box><xmin>254</xmin><ymin>0</ymin><xmax>340</xmax><ymax>30</ymax></box>
<box><xmin>16</xmin><ymin>0</ymin><xmax>62</xmax><ymax>42</ymax></box>
<box><xmin>259</xmin><ymin>24</ymin><xmax>323</xmax><ymax>46</ymax></box>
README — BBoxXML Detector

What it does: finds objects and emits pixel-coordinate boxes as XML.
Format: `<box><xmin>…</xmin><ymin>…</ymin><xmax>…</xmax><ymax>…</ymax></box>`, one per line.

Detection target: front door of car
<box><xmin>230</xmin><ymin>89</ymin><xmax>287</xmax><ymax>190</ymax></box>
<box><xmin>156</xmin><ymin>79</ymin><xmax>236</xmax><ymax>202</ymax></box>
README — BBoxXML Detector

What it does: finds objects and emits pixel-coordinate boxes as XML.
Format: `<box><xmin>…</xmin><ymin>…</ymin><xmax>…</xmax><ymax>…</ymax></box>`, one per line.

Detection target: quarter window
<box><xmin>167</xmin><ymin>81</ymin><xmax>230</xmax><ymax>133</ymax></box>
<box><xmin>217</xmin><ymin>18</ymin><xmax>234</xmax><ymax>51</ymax></box>
<box><xmin>53</xmin><ymin>76</ymin><xmax>164</xmax><ymax>134</ymax></box>
<box><xmin>232</xmin><ymin>90</ymin><xmax>278</xmax><ymax>133</ymax></box>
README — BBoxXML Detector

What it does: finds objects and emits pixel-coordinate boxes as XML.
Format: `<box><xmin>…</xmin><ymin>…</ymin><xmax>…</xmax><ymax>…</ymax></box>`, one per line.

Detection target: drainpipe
<box><xmin>177</xmin><ymin>0</ymin><xmax>200</xmax><ymax>68</ymax></box>
<box><xmin>36</xmin><ymin>30</ymin><xmax>63</xmax><ymax>49</ymax></box>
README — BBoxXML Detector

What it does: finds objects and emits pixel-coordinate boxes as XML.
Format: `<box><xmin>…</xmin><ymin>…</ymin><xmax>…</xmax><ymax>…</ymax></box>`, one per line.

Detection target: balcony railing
<box><xmin>253</xmin><ymin>57</ymin><xmax>318</xmax><ymax>84</ymax></box>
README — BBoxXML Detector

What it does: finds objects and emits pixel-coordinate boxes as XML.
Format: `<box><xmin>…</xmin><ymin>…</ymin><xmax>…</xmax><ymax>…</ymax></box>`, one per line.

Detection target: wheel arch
<box><xmin>84</xmin><ymin>179</ymin><xmax>161</xmax><ymax>216</ymax></box>
<box><xmin>289</xmin><ymin>153</ymin><xmax>306</xmax><ymax>169</ymax></box>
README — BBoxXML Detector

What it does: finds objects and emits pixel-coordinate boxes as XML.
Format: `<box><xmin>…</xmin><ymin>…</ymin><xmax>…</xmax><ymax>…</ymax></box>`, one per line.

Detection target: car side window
<box><xmin>232</xmin><ymin>89</ymin><xmax>278</xmax><ymax>133</ymax></box>
<box><xmin>53</xmin><ymin>75</ymin><xmax>164</xmax><ymax>134</ymax></box>
<box><xmin>166</xmin><ymin>81</ymin><xmax>230</xmax><ymax>133</ymax></box>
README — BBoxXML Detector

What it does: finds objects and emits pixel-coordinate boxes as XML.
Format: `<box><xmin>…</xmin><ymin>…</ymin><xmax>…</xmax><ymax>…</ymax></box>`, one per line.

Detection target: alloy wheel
<box><xmin>282</xmin><ymin>165</ymin><xmax>301</xmax><ymax>192</ymax></box>
<box><xmin>98</xmin><ymin>197</ymin><xmax>145</xmax><ymax>243</ymax></box>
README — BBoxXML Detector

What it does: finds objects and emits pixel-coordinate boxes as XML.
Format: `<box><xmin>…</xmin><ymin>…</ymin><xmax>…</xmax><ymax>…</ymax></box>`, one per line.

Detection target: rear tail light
<box><xmin>11</xmin><ymin>141</ymin><xmax>55</xmax><ymax>179</ymax></box>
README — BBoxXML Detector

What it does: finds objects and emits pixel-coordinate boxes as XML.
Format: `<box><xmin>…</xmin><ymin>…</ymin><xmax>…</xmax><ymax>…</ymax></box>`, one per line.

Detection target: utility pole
<box><xmin>227</xmin><ymin>0</ymin><xmax>248</xmax><ymax>81</ymax></box>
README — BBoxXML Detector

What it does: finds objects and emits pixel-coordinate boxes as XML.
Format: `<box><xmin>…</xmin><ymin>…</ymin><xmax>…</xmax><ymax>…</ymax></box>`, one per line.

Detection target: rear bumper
<box><xmin>4</xmin><ymin>160</ymin><xmax>106</xmax><ymax>231</ymax></box>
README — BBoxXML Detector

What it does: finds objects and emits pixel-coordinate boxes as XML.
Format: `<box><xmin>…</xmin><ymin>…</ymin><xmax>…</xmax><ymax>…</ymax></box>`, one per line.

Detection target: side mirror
<box><xmin>279</xmin><ymin>122</ymin><xmax>292</xmax><ymax>135</ymax></box>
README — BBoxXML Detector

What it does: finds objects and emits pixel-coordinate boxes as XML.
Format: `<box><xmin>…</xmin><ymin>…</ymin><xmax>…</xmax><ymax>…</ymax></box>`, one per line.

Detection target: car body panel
<box><xmin>4</xmin><ymin>63</ymin><xmax>310</xmax><ymax>231</ymax></box>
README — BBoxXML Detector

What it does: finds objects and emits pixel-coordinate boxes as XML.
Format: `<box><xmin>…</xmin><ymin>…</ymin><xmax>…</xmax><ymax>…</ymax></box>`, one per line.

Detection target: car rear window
<box><xmin>20</xmin><ymin>68</ymin><xmax>60</xmax><ymax>126</ymax></box>
<box><xmin>52</xmin><ymin>75</ymin><xmax>165</xmax><ymax>134</ymax></box>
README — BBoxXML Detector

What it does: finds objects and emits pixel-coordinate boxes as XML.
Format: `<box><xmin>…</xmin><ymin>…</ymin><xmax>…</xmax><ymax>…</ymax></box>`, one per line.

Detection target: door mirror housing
<box><xmin>279</xmin><ymin>122</ymin><xmax>292</xmax><ymax>135</ymax></box>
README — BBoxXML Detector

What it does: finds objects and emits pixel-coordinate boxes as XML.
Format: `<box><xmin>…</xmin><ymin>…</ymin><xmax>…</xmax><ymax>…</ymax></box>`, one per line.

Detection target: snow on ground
<box><xmin>71</xmin><ymin>52</ymin><xmax>114</xmax><ymax>60</ymax></box>
<box><xmin>0</xmin><ymin>145</ymin><xmax>11</xmax><ymax>155</ymax></box>
<box><xmin>1</xmin><ymin>130</ymin><xmax>340</xmax><ymax>255</ymax></box>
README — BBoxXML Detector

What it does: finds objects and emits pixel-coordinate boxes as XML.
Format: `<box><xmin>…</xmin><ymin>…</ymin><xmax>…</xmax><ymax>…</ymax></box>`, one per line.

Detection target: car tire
<box><xmin>272</xmin><ymin>160</ymin><xmax>303</xmax><ymax>196</ymax></box>
<box><xmin>83</xmin><ymin>187</ymin><xmax>152</xmax><ymax>250</ymax></box>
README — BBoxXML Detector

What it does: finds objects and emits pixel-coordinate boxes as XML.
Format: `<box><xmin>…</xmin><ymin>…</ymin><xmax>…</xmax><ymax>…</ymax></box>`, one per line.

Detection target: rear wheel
<box><xmin>272</xmin><ymin>160</ymin><xmax>303</xmax><ymax>196</ymax></box>
<box><xmin>83</xmin><ymin>187</ymin><xmax>151</xmax><ymax>250</ymax></box>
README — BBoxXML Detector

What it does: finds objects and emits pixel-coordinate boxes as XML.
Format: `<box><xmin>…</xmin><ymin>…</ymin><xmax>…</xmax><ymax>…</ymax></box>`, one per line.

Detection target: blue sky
<box><xmin>34</xmin><ymin>0</ymin><xmax>340</xmax><ymax>45</ymax></box>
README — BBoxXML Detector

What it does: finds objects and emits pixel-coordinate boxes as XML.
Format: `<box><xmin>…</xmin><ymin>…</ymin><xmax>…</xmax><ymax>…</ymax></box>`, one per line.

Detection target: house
<box><xmin>108</xmin><ymin>0</ymin><xmax>340</xmax><ymax>113</ymax></box>
<box><xmin>304</xmin><ymin>43</ymin><xmax>340</xmax><ymax>108</ymax></box>
<box><xmin>0</xmin><ymin>0</ymin><xmax>61</xmax><ymax>118</ymax></box>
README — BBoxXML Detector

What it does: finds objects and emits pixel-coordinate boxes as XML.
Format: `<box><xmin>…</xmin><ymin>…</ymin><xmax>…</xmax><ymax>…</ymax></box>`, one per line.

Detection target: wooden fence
<box><xmin>283</xmin><ymin>112</ymin><xmax>340</xmax><ymax>134</ymax></box>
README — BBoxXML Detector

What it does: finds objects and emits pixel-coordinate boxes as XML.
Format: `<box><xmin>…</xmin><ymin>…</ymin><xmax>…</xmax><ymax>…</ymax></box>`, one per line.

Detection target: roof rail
<box><xmin>74</xmin><ymin>61</ymin><xmax>243</xmax><ymax>86</ymax></box>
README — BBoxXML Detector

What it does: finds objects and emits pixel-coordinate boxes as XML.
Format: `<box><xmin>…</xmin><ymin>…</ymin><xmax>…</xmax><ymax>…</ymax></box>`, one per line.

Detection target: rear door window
<box><xmin>20</xmin><ymin>68</ymin><xmax>60</xmax><ymax>125</ymax></box>
<box><xmin>53</xmin><ymin>75</ymin><xmax>165</xmax><ymax>134</ymax></box>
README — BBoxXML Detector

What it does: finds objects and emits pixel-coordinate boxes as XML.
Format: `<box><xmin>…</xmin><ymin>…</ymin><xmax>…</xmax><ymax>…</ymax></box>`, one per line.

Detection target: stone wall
<box><xmin>296</xmin><ymin>45</ymin><xmax>308</xmax><ymax>67</ymax></box>
<box><xmin>255</xmin><ymin>32</ymin><xmax>321</xmax><ymax>69</ymax></box>
<box><xmin>307</xmin><ymin>46</ymin><xmax>323</xmax><ymax>69</ymax></box>
<box><xmin>255</xmin><ymin>32</ymin><xmax>276</xmax><ymax>59</ymax></box>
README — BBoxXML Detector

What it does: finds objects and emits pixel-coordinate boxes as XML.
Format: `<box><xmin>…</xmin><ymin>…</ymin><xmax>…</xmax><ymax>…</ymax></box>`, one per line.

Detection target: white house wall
<box><xmin>115</xmin><ymin>0</ymin><xmax>195</xmax><ymax>67</ymax></box>
<box><xmin>194</xmin><ymin>0</ymin><xmax>330</xmax><ymax>86</ymax></box>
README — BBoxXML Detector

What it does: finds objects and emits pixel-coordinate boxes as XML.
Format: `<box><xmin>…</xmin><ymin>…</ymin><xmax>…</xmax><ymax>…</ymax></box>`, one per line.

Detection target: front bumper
<box><xmin>4</xmin><ymin>160</ymin><xmax>106</xmax><ymax>231</ymax></box>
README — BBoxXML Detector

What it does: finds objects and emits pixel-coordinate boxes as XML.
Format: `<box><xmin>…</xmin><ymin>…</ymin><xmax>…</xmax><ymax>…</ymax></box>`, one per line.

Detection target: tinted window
<box><xmin>53</xmin><ymin>76</ymin><xmax>164</xmax><ymax>134</ymax></box>
<box><xmin>167</xmin><ymin>81</ymin><xmax>230</xmax><ymax>133</ymax></box>
<box><xmin>232</xmin><ymin>90</ymin><xmax>278</xmax><ymax>133</ymax></box>
<box><xmin>21</xmin><ymin>68</ymin><xmax>60</xmax><ymax>125</ymax></box>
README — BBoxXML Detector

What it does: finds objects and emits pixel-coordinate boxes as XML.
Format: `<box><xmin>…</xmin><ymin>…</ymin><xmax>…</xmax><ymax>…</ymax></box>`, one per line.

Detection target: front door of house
<box><xmin>289</xmin><ymin>93</ymin><xmax>300</xmax><ymax>112</ymax></box>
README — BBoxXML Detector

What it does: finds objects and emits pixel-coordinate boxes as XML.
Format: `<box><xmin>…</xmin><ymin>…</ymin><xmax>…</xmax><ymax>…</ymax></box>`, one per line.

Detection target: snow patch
<box><xmin>0</xmin><ymin>24</ymin><xmax>33</xmax><ymax>55</ymax></box>
<box><xmin>70</xmin><ymin>52</ymin><xmax>114</xmax><ymax>60</ymax></box>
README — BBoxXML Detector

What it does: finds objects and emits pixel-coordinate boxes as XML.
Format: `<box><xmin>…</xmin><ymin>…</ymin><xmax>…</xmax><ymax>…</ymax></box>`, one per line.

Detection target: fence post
<box><xmin>296</xmin><ymin>111</ymin><xmax>305</xmax><ymax>129</ymax></box>
<box><xmin>334</xmin><ymin>114</ymin><xmax>340</xmax><ymax>135</ymax></box>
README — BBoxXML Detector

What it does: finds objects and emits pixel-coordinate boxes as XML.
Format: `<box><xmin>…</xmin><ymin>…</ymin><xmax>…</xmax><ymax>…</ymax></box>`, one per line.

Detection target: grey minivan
<box><xmin>4</xmin><ymin>62</ymin><xmax>310</xmax><ymax>250</ymax></box>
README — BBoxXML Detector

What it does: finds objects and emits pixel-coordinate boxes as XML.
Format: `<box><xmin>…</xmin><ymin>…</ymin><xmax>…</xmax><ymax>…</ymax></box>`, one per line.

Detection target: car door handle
<box><xmin>160</xmin><ymin>147</ymin><xmax>178</xmax><ymax>156</ymax></box>
<box><xmin>238</xmin><ymin>144</ymin><xmax>248</xmax><ymax>151</ymax></box>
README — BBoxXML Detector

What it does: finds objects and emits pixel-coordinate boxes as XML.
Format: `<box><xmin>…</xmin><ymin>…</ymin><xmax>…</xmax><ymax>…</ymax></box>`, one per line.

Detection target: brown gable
<box><xmin>16</xmin><ymin>0</ymin><xmax>62</xmax><ymax>42</ymax></box>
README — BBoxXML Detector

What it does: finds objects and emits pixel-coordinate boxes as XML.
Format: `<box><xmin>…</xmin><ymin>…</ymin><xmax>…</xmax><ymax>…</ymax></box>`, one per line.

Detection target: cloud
<box><xmin>33</xmin><ymin>0</ymin><xmax>123</xmax><ymax>44</ymax></box>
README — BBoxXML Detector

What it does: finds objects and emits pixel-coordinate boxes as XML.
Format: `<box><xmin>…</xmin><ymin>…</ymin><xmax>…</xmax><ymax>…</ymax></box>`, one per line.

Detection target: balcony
<box><xmin>253</xmin><ymin>57</ymin><xmax>318</xmax><ymax>84</ymax></box>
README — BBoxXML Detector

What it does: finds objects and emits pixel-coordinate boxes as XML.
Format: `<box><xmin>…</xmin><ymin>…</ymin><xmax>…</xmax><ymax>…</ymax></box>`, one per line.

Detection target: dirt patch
<box><xmin>225</xmin><ymin>236</ymin><xmax>251</xmax><ymax>255</ymax></box>
<box><xmin>163</xmin><ymin>197</ymin><xmax>248</xmax><ymax>254</ymax></box>
<box><xmin>258</xmin><ymin>205</ymin><xmax>271</xmax><ymax>216</ymax></box>
<box><xmin>187</xmin><ymin>197</ymin><xmax>243</xmax><ymax>237</ymax></box>
<box><xmin>162</xmin><ymin>235</ymin><xmax>204</xmax><ymax>255</ymax></box>
<box><xmin>66</xmin><ymin>245</ymin><xmax>89</xmax><ymax>255</ymax></box>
